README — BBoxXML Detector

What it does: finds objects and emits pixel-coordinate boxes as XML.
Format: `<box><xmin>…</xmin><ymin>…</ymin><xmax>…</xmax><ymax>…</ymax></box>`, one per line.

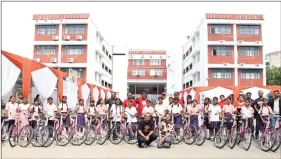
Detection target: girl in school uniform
<box><xmin>110</xmin><ymin>98</ymin><xmax>123</xmax><ymax>123</ymax></box>
<box><xmin>171</xmin><ymin>97</ymin><xmax>183</xmax><ymax>126</ymax></box>
<box><xmin>208</xmin><ymin>97</ymin><xmax>222</xmax><ymax>140</ymax></box>
<box><xmin>43</xmin><ymin>97</ymin><xmax>57</xmax><ymax>127</ymax></box>
<box><xmin>187</xmin><ymin>99</ymin><xmax>202</xmax><ymax>131</ymax></box>
<box><xmin>18</xmin><ymin>97</ymin><xmax>30</xmax><ymax>127</ymax></box>
<box><xmin>5</xmin><ymin>96</ymin><xmax>19</xmax><ymax>130</ymax></box>
<box><xmin>222</xmin><ymin>97</ymin><xmax>235</xmax><ymax>130</ymax></box>
<box><xmin>75</xmin><ymin>99</ymin><xmax>86</xmax><ymax>127</ymax></box>
<box><xmin>29</xmin><ymin>99</ymin><xmax>43</xmax><ymax>128</ymax></box>
<box><xmin>96</xmin><ymin>98</ymin><xmax>109</xmax><ymax>124</ymax></box>
<box><xmin>236</xmin><ymin>95</ymin><xmax>246</xmax><ymax>113</ymax></box>
<box><xmin>203</xmin><ymin>97</ymin><xmax>211</xmax><ymax>139</ymax></box>
<box><xmin>258</xmin><ymin>98</ymin><xmax>273</xmax><ymax>132</ymax></box>
<box><xmin>142</xmin><ymin>100</ymin><xmax>154</xmax><ymax>117</ymax></box>
<box><xmin>241</xmin><ymin>99</ymin><xmax>254</xmax><ymax>133</ymax></box>
<box><xmin>58</xmin><ymin>96</ymin><xmax>71</xmax><ymax>126</ymax></box>
<box><xmin>87</xmin><ymin>100</ymin><xmax>96</xmax><ymax>119</ymax></box>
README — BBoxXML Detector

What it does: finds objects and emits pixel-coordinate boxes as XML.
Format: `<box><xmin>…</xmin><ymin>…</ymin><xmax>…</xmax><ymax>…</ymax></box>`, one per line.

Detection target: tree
<box><xmin>266</xmin><ymin>66</ymin><xmax>281</xmax><ymax>85</ymax></box>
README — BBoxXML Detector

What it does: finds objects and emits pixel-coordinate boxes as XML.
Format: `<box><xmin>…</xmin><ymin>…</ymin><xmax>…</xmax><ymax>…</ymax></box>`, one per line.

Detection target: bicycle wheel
<box><xmin>55</xmin><ymin>125</ymin><xmax>71</xmax><ymax>146</ymax></box>
<box><xmin>214</xmin><ymin>126</ymin><xmax>228</xmax><ymax>149</ymax></box>
<box><xmin>70</xmin><ymin>125</ymin><xmax>86</xmax><ymax>146</ymax></box>
<box><xmin>30</xmin><ymin>126</ymin><xmax>49</xmax><ymax>147</ymax></box>
<box><xmin>173</xmin><ymin>125</ymin><xmax>184</xmax><ymax>144</ymax></box>
<box><xmin>96</xmin><ymin>124</ymin><xmax>109</xmax><ymax>145</ymax></box>
<box><xmin>110</xmin><ymin>124</ymin><xmax>124</xmax><ymax>145</ymax></box>
<box><xmin>8</xmin><ymin>125</ymin><xmax>18</xmax><ymax>147</ymax></box>
<box><xmin>242</xmin><ymin>127</ymin><xmax>252</xmax><ymax>151</ymax></box>
<box><xmin>124</xmin><ymin>124</ymin><xmax>138</xmax><ymax>144</ymax></box>
<box><xmin>184</xmin><ymin>125</ymin><xmax>196</xmax><ymax>145</ymax></box>
<box><xmin>228</xmin><ymin>124</ymin><xmax>237</xmax><ymax>149</ymax></box>
<box><xmin>195</xmin><ymin>125</ymin><xmax>207</xmax><ymax>146</ymax></box>
<box><xmin>42</xmin><ymin>126</ymin><xmax>55</xmax><ymax>147</ymax></box>
<box><xmin>1</xmin><ymin>121</ymin><xmax>9</xmax><ymax>141</ymax></box>
<box><xmin>271</xmin><ymin>128</ymin><xmax>281</xmax><ymax>152</ymax></box>
<box><xmin>84</xmin><ymin>125</ymin><xmax>96</xmax><ymax>145</ymax></box>
<box><xmin>260</xmin><ymin>130</ymin><xmax>276</xmax><ymax>152</ymax></box>
<box><xmin>18</xmin><ymin>125</ymin><xmax>32</xmax><ymax>147</ymax></box>
<box><xmin>236</xmin><ymin>125</ymin><xmax>242</xmax><ymax>145</ymax></box>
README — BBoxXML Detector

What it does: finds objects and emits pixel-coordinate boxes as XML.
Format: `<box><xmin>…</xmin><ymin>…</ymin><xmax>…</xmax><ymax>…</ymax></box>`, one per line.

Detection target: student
<box><xmin>236</xmin><ymin>95</ymin><xmax>245</xmax><ymax>112</ymax></box>
<box><xmin>208</xmin><ymin>97</ymin><xmax>222</xmax><ymax>140</ymax></box>
<box><xmin>171</xmin><ymin>97</ymin><xmax>183</xmax><ymax>126</ymax></box>
<box><xmin>254</xmin><ymin>90</ymin><xmax>265</xmax><ymax>139</ymax></box>
<box><xmin>124</xmin><ymin>100</ymin><xmax>138</xmax><ymax>124</ymax></box>
<box><xmin>167</xmin><ymin>97</ymin><xmax>174</xmax><ymax>113</ymax></box>
<box><xmin>96</xmin><ymin>98</ymin><xmax>109</xmax><ymax>125</ymax></box>
<box><xmin>17</xmin><ymin>93</ymin><xmax>23</xmax><ymax>104</ymax></box>
<box><xmin>110</xmin><ymin>98</ymin><xmax>123</xmax><ymax>123</ymax></box>
<box><xmin>58</xmin><ymin>96</ymin><xmax>71</xmax><ymax>126</ymax></box>
<box><xmin>155</xmin><ymin>97</ymin><xmax>169</xmax><ymax>117</ymax></box>
<box><xmin>258</xmin><ymin>98</ymin><xmax>273</xmax><ymax>132</ymax></box>
<box><xmin>222</xmin><ymin>97</ymin><xmax>235</xmax><ymax>130</ymax></box>
<box><xmin>157</xmin><ymin>113</ymin><xmax>174</xmax><ymax>148</ymax></box>
<box><xmin>185</xmin><ymin>95</ymin><xmax>193</xmax><ymax>114</ymax></box>
<box><xmin>43</xmin><ymin>97</ymin><xmax>57</xmax><ymax>127</ymax></box>
<box><xmin>203</xmin><ymin>97</ymin><xmax>211</xmax><ymax>139</ymax></box>
<box><xmin>29</xmin><ymin>99</ymin><xmax>43</xmax><ymax>128</ymax></box>
<box><xmin>75</xmin><ymin>99</ymin><xmax>86</xmax><ymax>127</ymax></box>
<box><xmin>5</xmin><ymin>96</ymin><xmax>19</xmax><ymax>130</ymax></box>
<box><xmin>241</xmin><ymin>99</ymin><xmax>254</xmax><ymax>133</ymax></box>
<box><xmin>187</xmin><ymin>99</ymin><xmax>201</xmax><ymax>131</ymax></box>
<box><xmin>18</xmin><ymin>97</ymin><xmax>30</xmax><ymax>127</ymax></box>
<box><xmin>87</xmin><ymin>100</ymin><xmax>96</xmax><ymax>117</ymax></box>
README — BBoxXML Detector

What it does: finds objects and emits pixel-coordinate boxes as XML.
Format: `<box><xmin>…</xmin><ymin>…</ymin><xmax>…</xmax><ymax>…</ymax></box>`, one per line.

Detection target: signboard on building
<box><xmin>206</xmin><ymin>13</ymin><xmax>264</xmax><ymax>20</ymax></box>
<box><xmin>33</xmin><ymin>14</ymin><xmax>90</xmax><ymax>20</ymax></box>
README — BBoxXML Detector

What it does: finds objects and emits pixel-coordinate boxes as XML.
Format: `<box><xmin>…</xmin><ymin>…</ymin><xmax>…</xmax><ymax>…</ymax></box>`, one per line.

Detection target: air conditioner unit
<box><xmin>129</xmin><ymin>55</ymin><xmax>133</xmax><ymax>58</ymax></box>
<box><xmin>219</xmin><ymin>40</ymin><xmax>225</xmax><ymax>43</ymax></box>
<box><xmin>255</xmin><ymin>64</ymin><xmax>259</xmax><ymax>67</ymax></box>
<box><xmin>33</xmin><ymin>58</ymin><xmax>40</xmax><ymax>62</ymax></box>
<box><xmin>52</xmin><ymin>36</ymin><xmax>59</xmax><ymax>41</ymax></box>
<box><xmin>150</xmin><ymin>56</ymin><xmax>153</xmax><ymax>58</ymax></box>
<box><xmin>76</xmin><ymin>35</ymin><xmax>82</xmax><ymax>40</ymax></box>
<box><xmin>240</xmin><ymin>63</ymin><xmax>245</xmax><ymax>67</ymax></box>
<box><xmin>238</xmin><ymin>40</ymin><xmax>243</xmax><ymax>43</ymax></box>
<box><xmin>64</xmin><ymin>35</ymin><xmax>70</xmax><ymax>40</ymax></box>
<box><xmin>68</xmin><ymin>58</ymin><xmax>74</xmax><ymax>63</ymax></box>
<box><xmin>141</xmin><ymin>55</ymin><xmax>144</xmax><ymax>58</ymax></box>
<box><xmin>223</xmin><ymin>63</ymin><xmax>228</xmax><ymax>66</ymax></box>
<box><xmin>160</xmin><ymin>56</ymin><xmax>163</xmax><ymax>58</ymax></box>
<box><xmin>51</xmin><ymin>58</ymin><xmax>57</xmax><ymax>63</ymax></box>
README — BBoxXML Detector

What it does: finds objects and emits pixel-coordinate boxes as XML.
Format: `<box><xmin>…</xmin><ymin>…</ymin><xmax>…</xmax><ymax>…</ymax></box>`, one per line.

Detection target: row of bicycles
<box><xmin>1</xmin><ymin>112</ymin><xmax>280</xmax><ymax>152</ymax></box>
<box><xmin>213</xmin><ymin>115</ymin><xmax>281</xmax><ymax>152</ymax></box>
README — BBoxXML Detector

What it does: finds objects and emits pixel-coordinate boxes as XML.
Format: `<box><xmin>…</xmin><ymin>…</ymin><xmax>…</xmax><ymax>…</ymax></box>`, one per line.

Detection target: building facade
<box><xmin>32</xmin><ymin>14</ymin><xmax>112</xmax><ymax>88</ymax></box>
<box><xmin>127</xmin><ymin>50</ymin><xmax>167</xmax><ymax>99</ymax></box>
<box><xmin>266</xmin><ymin>51</ymin><xmax>281</xmax><ymax>67</ymax></box>
<box><xmin>182</xmin><ymin>13</ymin><xmax>265</xmax><ymax>89</ymax></box>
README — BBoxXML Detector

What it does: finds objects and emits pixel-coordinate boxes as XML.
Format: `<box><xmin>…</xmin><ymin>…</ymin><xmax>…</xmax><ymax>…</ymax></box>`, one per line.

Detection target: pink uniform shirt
<box><xmin>223</xmin><ymin>104</ymin><xmax>234</xmax><ymax>114</ymax></box>
<box><xmin>96</xmin><ymin>104</ymin><xmax>108</xmax><ymax>115</ymax></box>
<box><xmin>142</xmin><ymin>106</ymin><xmax>154</xmax><ymax>117</ymax></box>
<box><xmin>258</xmin><ymin>106</ymin><xmax>273</xmax><ymax>116</ymax></box>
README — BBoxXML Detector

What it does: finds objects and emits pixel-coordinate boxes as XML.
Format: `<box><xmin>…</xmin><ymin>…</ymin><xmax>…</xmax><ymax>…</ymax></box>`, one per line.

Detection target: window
<box><xmin>211</xmin><ymin>46</ymin><xmax>232</xmax><ymax>56</ymax></box>
<box><xmin>37</xmin><ymin>25</ymin><xmax>56</xmax><ymax>35</ymax></box>
<box><xmin>239</xmin><ymin>25</ymin><xmax>259</xmax><ymax>35</ymax></box>
<box><xmin>150</xmin><ymin>59</ymin><xmax>161</xmax><ymax>66</ymax></box>
<box><xmin>183</xmin><ymin>69</ymin><xmax>185</xmax><ymax>75</ymax></box>
<box><xmin>102</xmin><ymin>63</ymin><xmax>105</xmax><ymax>69</ymax></box>
<box><xmin>105</xmin><ymin>66</ymin><xmax>108</xmax><ymax>72</ymax></box>
<box><xmin>183</xmin><ymin>54</ymin><xmax>186</xmax><ymax>60</ymax></box>
<box><xmin>64</xmin><ymin>24</ymin><xmax>85</xmax><ymax>34</ymax></box>
<box><xmin>240</xmin><ymin>70</ymin><xmax>261</xmax><ymax>79</ymax></box>
<box><xmin>240</xmin><ymin>47</ymin><xmax>260</xmax><ymax>56</ymax></box>
<box><xmin>109</xmin><ymin>69</ymin><xmax>112</xmax><ymax>75</ymax></box>
<box><xmin>197</xmin><ymin>73</ymin><xmax>200</xmax><ymax>82</ymax></box>
<box><xmin>185</xmin><ymin>67</ymin><xmax>189</xmax><ymax>73</ymax></box>
<box><xmin>102</xmin><ymin>80</ymin><xmax>104</xmax><ymax>86</ymax></box>
<box><xmin>197</xmin><ymin>53</ymin><xmax>200</xmax><ymax>62</ymax></box>
<box><xmin>105</xmin><ymin>82</ymin><xmax>108</xmax><ymax>87</ymax></box>
<box><xmin>133</xmin><ymin>59</ymin><xmax>144</xmax><ymax>65</ymax></box>
<box><xmin>150</xmin><ymin>70</ymin><xmax>163</xmax><ymax>76</ymax></box>
<box><xmin>64</xmin><ymin>45</ymin><xmax>84</xmax><ymax>55</ymax></box>
<box><xmin>212</xmin><ymin>68</ymin><xmax>232</xmax><ymax>79</ymax></box>
<box><xmin>109</xmin><ymin>55</ymin><xmax>112</xmax><ymax>60</ymax></box>
<box><xmin>106</xmin><ymin>50</ymin><xmax>109</xmax><ymax>56</ymax></box>
<box><xmin>186</xmin><ymin>82</ymin><xmax>189</xmax><ymax>88</ymax></box>
<box><xmin>36</xmin><ymin>45</ymin><xmax>56</xmax><ymax>55</ymax></box>
<box><xmin>210</xmin><ymin>24</ymin><xmax>231</xmax><ymax>34</ymax></box>
<box><xmin>102</xmin><ymin>46</ymin><xmax>106</xmax><ymax>52</ymax></box>
<box><xmin>183</xmin><ymin>84</ymin><xmax>185</xmax><ymax>89</ymax></box>
<box><xmin>189</xmin><ymin>81</ymin><xmax>193</xmax><ymax>87</ymax></box>
<box><xmin>132</xmin><ymin>69</ymin><xmax>145</xmax><ymax>76</ymax></box>
<box><xmin>189</xmin><ymin>63</ymin><xmax>193</xmax><ymax>70</ymax></box>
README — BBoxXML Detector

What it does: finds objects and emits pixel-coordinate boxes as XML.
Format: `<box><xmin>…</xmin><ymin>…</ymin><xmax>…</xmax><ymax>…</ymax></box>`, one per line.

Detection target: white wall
<box><xmin>166</xmin><ymin>51</ymin><xmax>182</xmax><ymax>96</ymax></box>
<box><xmin>86</xmin><ymin>20</ymin><xmax>97</xmax><ymax>84</ymax></box>
<box><xmin>112</xmin><ymin>48</ymin><xmax>128</xmax><ymax>101</ymax></box>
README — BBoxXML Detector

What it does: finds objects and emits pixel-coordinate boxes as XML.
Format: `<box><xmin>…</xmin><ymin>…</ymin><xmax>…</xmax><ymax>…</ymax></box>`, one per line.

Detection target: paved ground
<box><xmin>2</xmin><ymin>139</ymin><xmax>280</xmax><ymax>159</ymax></box>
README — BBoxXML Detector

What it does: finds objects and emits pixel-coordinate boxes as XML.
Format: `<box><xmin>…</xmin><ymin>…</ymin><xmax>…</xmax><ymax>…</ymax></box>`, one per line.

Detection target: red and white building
<box><xmin>182</xmin><ymin>13</ymin><xmax>265</xmax><ymax>88</ymax></box>
<box><xmin>32</xmin><ymin>14</ymin><xmax>113</xmax><ymax>88</ymax></box>
<box><xmin>127</xmin><ymin>50</ymin><xmax>167</xmax><ymax>98</ymax></box>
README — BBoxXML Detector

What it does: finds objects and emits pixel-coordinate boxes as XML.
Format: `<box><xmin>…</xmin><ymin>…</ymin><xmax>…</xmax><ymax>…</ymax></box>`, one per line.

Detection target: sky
<box><xmin>2</xmin><ymin>2</ymin><xmax>281</xmax><ymax>59</ymax></box>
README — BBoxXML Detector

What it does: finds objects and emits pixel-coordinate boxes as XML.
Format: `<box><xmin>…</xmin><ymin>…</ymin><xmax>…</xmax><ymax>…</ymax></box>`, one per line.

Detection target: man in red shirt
<box><xmin>174</xmin><ymin>92</ymin><xmax>184</xmax><ymax>107</ymax></box>
<box><xmin>123</xmin><ymin>92</ymin><xmax>136</xmax><ymax>109</ymax></box>
<box><xmin>136</xmin><ymin>92</ymin><xmax>148</xmax><ymax>117</ymax></box>
<box><xmin>218</xmin><ymin>95</ymin><xmax>226</xmax><ymax>109</ymax></box>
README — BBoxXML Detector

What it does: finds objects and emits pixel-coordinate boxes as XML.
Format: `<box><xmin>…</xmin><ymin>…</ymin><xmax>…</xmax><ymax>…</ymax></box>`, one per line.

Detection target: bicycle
<box><xmin>1</xmin><ymin>115</ymin><xmax>9</xmax><ymax>142</ymax></box>
<box><xmin>214</xmin><ymin>116</ymin><xmax>233</xmax><ymax>149</ymax></box>
<box><xmin>183</xmin><ymin>114</ymin><xmax>196</xmax><ymax>145</ymax></box>
<box><xmin>55</xmin><ymin>113</ymin><xmax>72</xmax><ymax>146</ymax></box>
<box><xmin>69</xmin><ymin>113</ymin><xmax>87</xmax><ymax>146</ymax></box>
<box><xmin>123</xmin><ymin>111</ymin><xmax>138</xmax><ymax>144</ymax></box>
<box><xmin>271</xmin><ymin>115</ymin><xmax>281</xmax><ymax>152</ymax></box>
<box><xmin>84</xmin><ymin>114</ymin><xmax>97</xmax><ymax>145</ymax></box>
<box><xmin>236</xmin><ymin>117</ymin><xmax>252</xmax><ymax>151</ymax></box>
<box><xmin>42</xmin><ymin>114</ymin><xmax>60</xmax><ymax>147</ymax></box>
<box><xmin>7</xmin><ymin>113</ymin><xmax>21</xmax><ymax>147</ymax></box>
<box><xmin>17</xmin><ymin>113</ymin><xmax>33</xmax><ymax>148</ymax></box>
<box><xmin>260</xmin><ymin>116</ymin><xmax>276</xmax><ymax>152</ymax></box>
<box><xmin>29</xmin><ymin>113</ymin><xmax>49</xmax><ymax>147</ymax></box>
<box><xmin>195</xmin><ymin>114</ymin><xmax>208</xmax><ymax>146</ymax></box>
<box><xmin>109</xmin><ymin>114</ymin><xmax>123</xmax><ymax>145</ymax></box>
<box><xmin>171</xmin><ymin>113</ymin><xmax>184</xmax><ymax>144</ymax></box>
<box><xmin>95</xmin><ymin>113</ymin><xmax>109</xmax><ymax>145</ymax></box>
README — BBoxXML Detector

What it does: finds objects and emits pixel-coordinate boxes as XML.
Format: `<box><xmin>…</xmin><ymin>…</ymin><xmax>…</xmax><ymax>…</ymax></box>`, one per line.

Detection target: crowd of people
<box><xmin>2</xmin><ymin>89</ymin><xmax>281</xmax><ymax>149</ymax></box>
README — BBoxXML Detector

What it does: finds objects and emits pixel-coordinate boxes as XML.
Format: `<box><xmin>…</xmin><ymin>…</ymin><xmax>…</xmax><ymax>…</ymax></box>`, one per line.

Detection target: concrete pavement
<box><xmin>2</xmin><ymin>139</ymin><xmax>280</xmax><ymax>159</ymax></box>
